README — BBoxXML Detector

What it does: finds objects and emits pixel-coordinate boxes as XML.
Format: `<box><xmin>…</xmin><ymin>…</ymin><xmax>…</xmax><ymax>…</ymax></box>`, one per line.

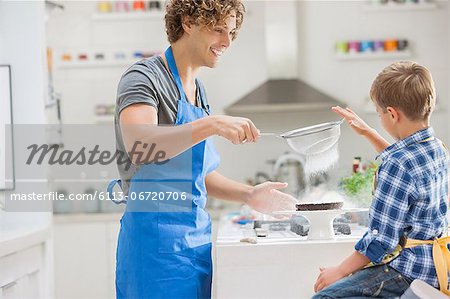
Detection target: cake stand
<box><xmin>273</xmin><ymin>208</ymin><xmax>368</xmax><ymax>240</ymax></box>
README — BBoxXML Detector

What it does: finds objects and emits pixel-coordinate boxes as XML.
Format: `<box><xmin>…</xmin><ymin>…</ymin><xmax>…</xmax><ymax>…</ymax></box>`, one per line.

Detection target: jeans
<box><xmin>312</xmin><ymin>265</ymin><xmax>412</xmax><ymax>299</ymax></box>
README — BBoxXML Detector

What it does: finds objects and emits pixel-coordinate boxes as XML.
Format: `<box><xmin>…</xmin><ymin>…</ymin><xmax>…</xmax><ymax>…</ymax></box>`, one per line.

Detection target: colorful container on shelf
<box><xmin>115</xmin><ymin>1</ymin><xmax>130</xmax><ymax>12</ymax></box>
<box><xmin>373</xmin><ymin>40</ymin><xmax>384</xmax><ymax>52</ymax></box>
<box><xmin>97</xmin><ymin>0</ymin><xmax>163</xmax><ymax>13</ymax></box>
<box><xmin>98</xmin><ymin>1</ymin><xmax>112</xmax><ymax>13</ymax></box>
<box><xmin>384</xmin><ymin>39</ymin><xmax>398</xmax><ymax>52</ymax></box>
<box><xmin>370</xmin><ymin>0</ymin><xmax>428</xmax><ymax>5</ymax></box>
<box><xmin>59</xmin><ymin>50</ymin><xmax>163</xmax><ymax>66</ymax></box>
<box><xmin>336</xmin><ymin>38</ymin><xmax>409</xmax><ymax>55</ymax></box>
<box><xmin>133</xmin><ymin>1</ymin><xmax>145</xmax><ymax>11</ymax></box>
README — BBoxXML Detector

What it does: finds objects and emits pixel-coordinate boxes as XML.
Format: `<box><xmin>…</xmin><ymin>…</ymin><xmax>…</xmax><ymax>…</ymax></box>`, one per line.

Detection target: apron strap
<box><xmin>417</xmin><ymin>136</ymin><xmax>435</xmax><ymax>143</ymax></box>
<box><xmin>165</xmin><ymin>46</ymin><xmax>210</xmax><ymax>115</ymax></box>
<box><xmin>107</xmin><ymin>179</ymin><xmax>127</xmax><ymax>205</ymax></box>
<box><xmin>165</xmin><ymin>46</ymin><xmax>187</xmax><ymax>103</ymax></box>
<box><xmin>405</xmin><ymin>237</ymin><xmax>450</xmax><ymax>295</ymax></box>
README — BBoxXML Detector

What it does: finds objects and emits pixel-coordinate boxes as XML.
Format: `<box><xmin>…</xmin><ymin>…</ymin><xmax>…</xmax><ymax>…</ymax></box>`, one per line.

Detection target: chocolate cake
<box><xmin>295</xmin><ymin>201</ymin><xmax>344</xmax><ymax>211</ymax></box>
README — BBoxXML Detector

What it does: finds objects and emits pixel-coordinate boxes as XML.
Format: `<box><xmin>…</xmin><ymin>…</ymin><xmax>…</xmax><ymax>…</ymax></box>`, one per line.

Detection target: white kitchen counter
<box><xmin>0</xmin><ymin>226</ymin><xmax>51</xmax><ymax>258</ymax></box>
<box><xmin>53</xmin><ymin>208</ymin><xmax>225</xmax><ymax>224</ymax></box>
<box><xmin>213</xmin><ymin>216</ymin><xmax>366</xmax><ymax>299</ymax></box>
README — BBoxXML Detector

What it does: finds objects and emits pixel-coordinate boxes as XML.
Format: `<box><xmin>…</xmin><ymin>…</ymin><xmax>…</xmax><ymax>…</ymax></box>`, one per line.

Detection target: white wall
<box><xmin>264</xmin><ymin>0</ymin><xmax>298</xmax><ymax>79</ymax></box>
<box><xmin>0</xmin><ymin>1</ymin><xmax>51</xmax><ymax>239</ymax></box>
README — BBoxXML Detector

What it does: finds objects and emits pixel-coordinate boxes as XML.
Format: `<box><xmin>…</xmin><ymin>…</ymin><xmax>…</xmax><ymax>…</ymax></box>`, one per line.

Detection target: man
<box><xmin>109</xmin><ymin>1</ymin><xmax>296</xmax><ymax>298</ymax></box>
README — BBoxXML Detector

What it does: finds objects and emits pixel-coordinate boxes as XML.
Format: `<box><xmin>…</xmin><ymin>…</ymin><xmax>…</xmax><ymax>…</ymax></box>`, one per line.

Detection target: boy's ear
<box><xmin>386</xmin><ymin>106</ymin><xmax>399</xmax><ymax>122</ymax></box>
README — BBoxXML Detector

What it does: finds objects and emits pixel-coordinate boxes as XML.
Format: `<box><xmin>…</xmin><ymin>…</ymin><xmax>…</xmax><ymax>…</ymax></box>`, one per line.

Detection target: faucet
<box><xmin>272</xmin><ymin>152</ymin><xmax>307</xmax><ymax>198</ymax></box>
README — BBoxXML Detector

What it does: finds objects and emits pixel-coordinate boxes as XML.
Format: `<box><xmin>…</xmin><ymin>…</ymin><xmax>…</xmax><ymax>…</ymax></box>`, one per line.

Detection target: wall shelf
<box><xmin>91</xmin><ymin>11</ymin><xmax>165</xmax><ymax>21</ymax></box>
<box><xmin>56</xmin><ymin>60</ymin><xmax>138</xmax><ymax>69</ymax></box>
<box><xmin>362</xmin><ymin>2</ymin><xmax>438</xmax><ymax>12</ymax></box>
<box><xmin>336</xmin><ymin>50</ymin><xmax>411</xmax><ymax>61</ymax></box>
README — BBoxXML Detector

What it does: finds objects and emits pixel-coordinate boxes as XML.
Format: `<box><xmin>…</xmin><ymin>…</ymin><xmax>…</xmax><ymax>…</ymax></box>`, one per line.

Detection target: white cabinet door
<box><xmin>53</xmin><ymin>222</ymin><xmax>109</xmax><ymax>299</ymax></box>
<box><xmin>0</xmin><ymin>272</ymin><xmax>40</xmax><ymax>299</ymax></box>
<box><xmin>0</xmin><ymin>245</ymin><xmax>43</xmax><ymax>299</ymax></box>
<box><xmin>0</xmin><ymin>276</ymin><xmax>23</xmax><ymax>299</ymax></box>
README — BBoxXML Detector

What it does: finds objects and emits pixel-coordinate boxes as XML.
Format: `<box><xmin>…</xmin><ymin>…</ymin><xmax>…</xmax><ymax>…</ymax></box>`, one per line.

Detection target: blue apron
<box><xmin>108</xmin><ymin>46</ymin><xmax>220</xmax><ymax>299</ymax></box>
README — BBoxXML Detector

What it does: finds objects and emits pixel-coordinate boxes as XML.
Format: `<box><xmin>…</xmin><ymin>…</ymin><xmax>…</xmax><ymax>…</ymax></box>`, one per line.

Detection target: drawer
<box><xmin>0</xmin><ymin>244</ymin><xmax>43</xmax><ymax>288</ymax></box>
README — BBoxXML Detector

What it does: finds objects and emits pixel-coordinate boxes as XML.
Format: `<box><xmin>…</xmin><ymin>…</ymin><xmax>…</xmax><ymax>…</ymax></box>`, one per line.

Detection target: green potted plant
<box><xmin>341</xmin><ymin>162</ymin><xmax>377</xmax><ymax>208</ymax></box>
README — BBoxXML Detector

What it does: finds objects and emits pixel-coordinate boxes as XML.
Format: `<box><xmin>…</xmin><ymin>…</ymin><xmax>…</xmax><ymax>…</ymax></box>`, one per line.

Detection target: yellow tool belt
<box><xmin>405</xmin><ymin>236</ymin><xmax>450</xmax><ymax>295</ymax></box>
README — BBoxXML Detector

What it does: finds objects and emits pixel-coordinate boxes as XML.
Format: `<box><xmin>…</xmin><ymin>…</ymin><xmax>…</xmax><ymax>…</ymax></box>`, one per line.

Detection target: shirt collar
<box><xmin>376</xmin><ymin>127</ymin><xmax>435</xmax><ymax>161</ymax></box>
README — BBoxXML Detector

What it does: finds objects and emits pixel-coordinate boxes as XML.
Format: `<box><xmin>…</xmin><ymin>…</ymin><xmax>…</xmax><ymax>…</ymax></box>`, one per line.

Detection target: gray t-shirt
<box><xmin>114</xmin><ymin>55</ymin><xmax>208</xmax><ymax>196</ymax></box>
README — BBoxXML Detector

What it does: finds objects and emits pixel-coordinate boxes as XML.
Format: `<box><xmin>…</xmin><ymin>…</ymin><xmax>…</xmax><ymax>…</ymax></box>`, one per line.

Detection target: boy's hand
<box><xmin>332</xmin><ymin>106</ymin><xmax>374</xmax><ymax>137</ymax></box>
<box><xmin>332</xmin><ymin>106</ymin><xmax>390</xmax><ymax>153</ymax></box>
<box><xmin>314</xmin><ymin>266</ymin><xmax>347</xmax><ymax>293</ymax></box>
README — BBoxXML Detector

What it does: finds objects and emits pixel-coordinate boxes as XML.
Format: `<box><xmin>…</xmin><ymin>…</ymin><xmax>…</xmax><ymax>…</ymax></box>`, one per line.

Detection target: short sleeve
<box><xmin>355</xmin><ymin>158</ymin><xmax>416</xmax><ymax>263</ymax></box>
<box><xmin>116</xmin><ymin>67</ymin><xmax>159</xmax><ymax>115</ymax></box>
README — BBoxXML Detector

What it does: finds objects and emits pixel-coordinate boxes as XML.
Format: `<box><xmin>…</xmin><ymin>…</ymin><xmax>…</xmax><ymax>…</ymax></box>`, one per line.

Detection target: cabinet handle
<box><xmin>28</xmin><ymin>269</ymin><xmax>39</xmax><ymax>276</ymax></box>
<box><xmin>1</xmin><ymin>280</ymin><xmax>17</xmax><ymax>290</ymax></box>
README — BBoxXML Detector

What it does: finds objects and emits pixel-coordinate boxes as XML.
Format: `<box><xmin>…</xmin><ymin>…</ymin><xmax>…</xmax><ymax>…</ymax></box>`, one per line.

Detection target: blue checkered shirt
<box><xmin>355</xmin><ymin>127</ymin><xmax>449</xmax><ymax>288</ymax></box>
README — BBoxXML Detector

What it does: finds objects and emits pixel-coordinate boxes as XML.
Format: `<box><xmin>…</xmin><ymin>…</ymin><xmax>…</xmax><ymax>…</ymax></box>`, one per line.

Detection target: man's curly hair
<box><xmin>165</xmin><ymin>0</ymin><xmax>245</xmax><ymax>43</ymax></box>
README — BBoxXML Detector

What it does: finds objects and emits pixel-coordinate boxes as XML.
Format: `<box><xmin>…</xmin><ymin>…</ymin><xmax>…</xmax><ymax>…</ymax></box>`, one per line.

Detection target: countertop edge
<box><xmin>53</xmin><ymin>212</ymin><xmax>123</xmax><ymax>223</ymax></box>
<box><xmin>0</xmin><ymin>226</ymin><xmax>52</xmax><ymax>258</ymax></box>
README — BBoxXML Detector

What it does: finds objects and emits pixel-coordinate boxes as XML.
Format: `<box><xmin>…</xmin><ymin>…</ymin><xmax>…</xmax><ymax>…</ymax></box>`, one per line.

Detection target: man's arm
<box><xmin>120</xmin><ymin>104</ymin><xmax>260</xmax><ymax>163</ymax></box>
<box><xmin>205</xmin><ymin>171</ymin><xmax>252</xmax><ymax>204</ymax></box>
<box><xmin>205</xmin><ymin>171</ymin><xmax>296</xmax><ymax>214</ymax></box>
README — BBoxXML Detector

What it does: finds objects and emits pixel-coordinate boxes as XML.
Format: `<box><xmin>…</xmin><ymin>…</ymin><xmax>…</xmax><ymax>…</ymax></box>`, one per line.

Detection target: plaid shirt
<box><xmin>355</xmin><ymin>127</ymin><xmax>449</xmax><ymax>288</ymax></box>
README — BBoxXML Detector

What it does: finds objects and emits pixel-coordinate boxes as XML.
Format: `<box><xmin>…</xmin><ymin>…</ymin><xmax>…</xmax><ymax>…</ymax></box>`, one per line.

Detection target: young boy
<box><xmin>313</xmin><ymin>61</ymin><xmax>450</xmax><ymax>298</ymax></box>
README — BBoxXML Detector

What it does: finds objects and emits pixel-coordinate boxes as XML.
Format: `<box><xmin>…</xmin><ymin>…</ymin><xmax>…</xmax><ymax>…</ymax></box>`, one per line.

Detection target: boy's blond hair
<box><xmin>370</xmin><ymin>61</ymin><xmax>436</xmax><ymax>121</ymax></box>
<box><xmin>164</xmin><ymin>0</ymin><xmax>245</xmax><ymax>44</ymax></box>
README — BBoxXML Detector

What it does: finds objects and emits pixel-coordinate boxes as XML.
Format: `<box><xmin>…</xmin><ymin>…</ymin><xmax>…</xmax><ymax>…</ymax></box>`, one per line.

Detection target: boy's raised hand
<box><xmin>332</xmin><ymin>105</ymin><xmax>390</xmax><ymax>153</ymax></box>
<box><xmin>332</xmin><ymin>106</ymin><xmax>374</xmax><ymax>137</ymax></box>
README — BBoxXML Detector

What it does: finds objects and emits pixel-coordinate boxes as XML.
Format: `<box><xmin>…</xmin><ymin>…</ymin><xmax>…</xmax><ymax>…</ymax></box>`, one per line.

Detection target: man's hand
<box><xmin>211</xmin><ymin>115</ymin><xmax>260</xmax><ymax>144</ymax></box>
<box><xmin>314</xmin><ymin>266</ymin><xmax>347</xmax><ymax>293</ymax></box>
<box><xmin>246</xmin><ymin>182</ymin><xmax>296</xmax><ymax>215</ymax></box>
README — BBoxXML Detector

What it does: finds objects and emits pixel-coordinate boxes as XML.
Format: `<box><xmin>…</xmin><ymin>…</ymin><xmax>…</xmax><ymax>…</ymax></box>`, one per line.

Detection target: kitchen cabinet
<box><xmin>0</xmin><ymin>228</ymin><xmax>52</xmax><ymax>299</ymax></box>
<box><xmin>0</xmin><ymin>245</ymin><xmax>42</xmax><ymax>298</ymax></box>
<box><xmin>53</xmin><ymin>210</ymin><xmax>223</xmax><ymax>298</ymax></box>
<box><xmin>53</xmin><ymin>213</ymin><xmax>121</xmax><ymax>299</ymax></box>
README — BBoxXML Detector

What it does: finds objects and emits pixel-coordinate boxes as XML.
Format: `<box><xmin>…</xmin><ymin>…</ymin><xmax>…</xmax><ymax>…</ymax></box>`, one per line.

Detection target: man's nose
<box><xmin>222</xmin><ymin>33</ymin><xmax>231</xmax><ymax>48</ymax></box>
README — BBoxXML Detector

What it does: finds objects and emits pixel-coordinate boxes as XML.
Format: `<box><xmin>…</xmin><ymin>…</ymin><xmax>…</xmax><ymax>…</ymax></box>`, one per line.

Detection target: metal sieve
<box><xmin>261</xmin><ymin>119</ymin><xmax>344</xmax><ymax>155</ymax></box>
